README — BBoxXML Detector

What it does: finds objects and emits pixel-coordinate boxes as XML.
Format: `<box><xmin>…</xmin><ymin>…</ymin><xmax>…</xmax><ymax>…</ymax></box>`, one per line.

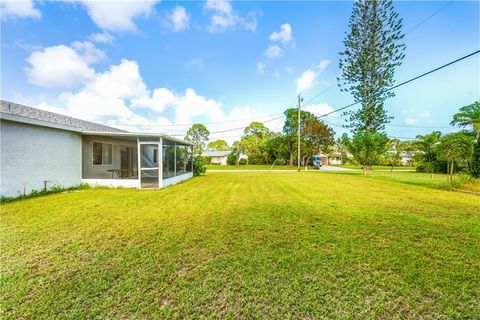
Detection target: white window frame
<box><xmin>92</xmin><ymin>141</ymin><xmax>113</xmax><ymax>166</ymax></box>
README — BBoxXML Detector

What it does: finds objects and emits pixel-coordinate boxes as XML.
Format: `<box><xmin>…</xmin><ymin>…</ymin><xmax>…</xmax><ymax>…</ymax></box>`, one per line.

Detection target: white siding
<box><xmin>0</xmin><ymin>120</ymin><xmax>82</xmax><ymax>197</ymax></box>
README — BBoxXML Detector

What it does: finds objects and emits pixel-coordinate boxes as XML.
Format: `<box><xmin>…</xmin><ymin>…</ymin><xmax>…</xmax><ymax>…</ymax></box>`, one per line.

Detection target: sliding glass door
<box><xmin>140</xmin><ymin>143</ymin><xmax>159</xmax><ymax>188</ymax></box>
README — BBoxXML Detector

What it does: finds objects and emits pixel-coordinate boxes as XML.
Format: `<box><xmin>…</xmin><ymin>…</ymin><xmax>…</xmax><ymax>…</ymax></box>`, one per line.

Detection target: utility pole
<box><xmin>297</xmin><ymin>94</ymin><xmax>303</xmax><ymax>172</ymax></box>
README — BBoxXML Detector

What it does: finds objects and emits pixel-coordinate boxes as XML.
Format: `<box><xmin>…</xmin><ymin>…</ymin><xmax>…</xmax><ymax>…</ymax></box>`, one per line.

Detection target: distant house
<box><xmin>399</xmin><ymin>151</ymin><xmax>416</xmax><ymax>165</ymax></box>
<box><xmin>202</xmin><ymin>150</ymin><xmax>248</xmax><ymax>165</ymax></box>
<box><xmin>202</xmin><ymin>150</ymin><xmax>230</xmax><ymax>165</ymax></box>
<box><xmin>312</xmin><ymin>153</ymin><xmax>343</xmax><ymax>166</ymax></box>
<box><xmin>0</xmin><ymin>100</ymin><xmax>193</xmax><ymax>197</ymax></box>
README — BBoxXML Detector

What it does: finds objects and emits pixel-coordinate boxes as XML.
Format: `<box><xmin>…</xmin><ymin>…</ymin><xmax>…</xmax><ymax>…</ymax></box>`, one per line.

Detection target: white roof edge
<box><xmin>81</xmin><ymin>131</ymin><xmax>193</xmax><ymax>145</ymax></box>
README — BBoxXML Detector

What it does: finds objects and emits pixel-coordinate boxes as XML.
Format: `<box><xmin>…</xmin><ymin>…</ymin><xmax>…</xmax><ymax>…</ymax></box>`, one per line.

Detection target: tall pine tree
<box><xmin>339</xmin><ymin>0</ymin><xmax>405</xmax><ymax>133</ymax></box>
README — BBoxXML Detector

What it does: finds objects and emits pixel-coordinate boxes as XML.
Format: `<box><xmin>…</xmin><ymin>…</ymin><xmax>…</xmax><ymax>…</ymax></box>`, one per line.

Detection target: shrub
<box><xmin>0</xmin><ymin>183</ymin><xmax>90</xmax><ymax>204</ymax></box>
<box><xmin>193</xmin><ymin>155</ymin><xmax>207</xmax><ymax>176</ymax></box>
<box><xmin>239</xmin><ymin>158</ymin><xmax>248</xmax><ymax>165</ymax></box>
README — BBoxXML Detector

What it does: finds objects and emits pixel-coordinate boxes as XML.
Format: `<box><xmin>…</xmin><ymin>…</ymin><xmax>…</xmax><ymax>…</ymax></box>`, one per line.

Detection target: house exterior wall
<box><xmin>0</xmin><ymin>120</ymin><xmax>82</xmax><ymax>197</ymax></box>
<box><xmin>82</xmin><ymin>135</ymin><xmax>137</xmax><ymax>179</ymax></box>
<box><xmin>211</xmin><ymin>156</ymin><xmax>228</xmax><ymax>165</ymax></box>
<box><xmin>162</xmin><ymin>172</ymin><xmax>193</xmax><ymax>188</ymax></box>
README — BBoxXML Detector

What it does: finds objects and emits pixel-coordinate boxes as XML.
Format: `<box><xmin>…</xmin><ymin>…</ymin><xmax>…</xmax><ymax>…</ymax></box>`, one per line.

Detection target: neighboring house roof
<box><xmin>202</xmin><ymin>150</ymin><xmax>231</xmax><ymax>157</ymax></box>
<box><xmin>1</xmin><ymin>100</ymin><xmax>125</xmax><ymax>133</ymax></box>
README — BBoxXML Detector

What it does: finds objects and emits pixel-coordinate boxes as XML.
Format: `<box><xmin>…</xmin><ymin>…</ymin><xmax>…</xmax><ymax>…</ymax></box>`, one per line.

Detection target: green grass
<box><xmin>331</xmin><ymin>164</ymin><xmax>416</xmax><ymax>170</ymax></box>
<box><xmin>205</xmin><ymin>164</ymin><xmax>314</xmax><ymax>170</ymax></box>
<box><xmin>1</xmin><ymin>172</ymin><xmax>479</xmax><ymax>319</ymax></box>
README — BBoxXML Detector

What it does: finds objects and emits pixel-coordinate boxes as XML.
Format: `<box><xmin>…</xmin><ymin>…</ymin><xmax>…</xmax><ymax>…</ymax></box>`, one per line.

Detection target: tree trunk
<box><xmin>390</xmin><ymin>165</ymin><xmax>393</xmax><ymax>177</ymax></box>
<box><xmin>450</xmin><ymin>160</ymin><xmax>454</xmax><ymax>185</ymax></box>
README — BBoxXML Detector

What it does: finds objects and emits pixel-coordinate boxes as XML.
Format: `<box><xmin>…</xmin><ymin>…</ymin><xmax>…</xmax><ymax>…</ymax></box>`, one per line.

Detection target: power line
<box><xmin>315</xmin><ymin>50</ymin><xmax>480</xmax><ymax>118</ymax></box>
<box><xmin>302</xmin><ymin>0</ymin><xmax>457</xmax><ymax>107</ymax></box>
<box><xmin>113</xmin><ymin>112</ymin><xmax>283</xmax><ymax>127</ymax></box>
<box><xmin>319</xmin><ymin>115</ymin><xmax>452</xmax><ymax>129</ymax></box>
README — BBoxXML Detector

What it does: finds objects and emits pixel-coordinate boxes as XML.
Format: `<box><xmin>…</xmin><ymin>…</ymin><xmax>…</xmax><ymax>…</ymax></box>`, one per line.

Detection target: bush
<box><xmin>1</xmin><ymin>183</ymin><xmax>90</xmax><ymax>204</ymax></box>
<box><xmin>193</xmin><ymin>155</ymin><xmax>207</xmax><ymax>176</ymax></box>
<box><xmin>239</xmin><ymin>158</ymin><xmax>248</xmax><ymax>165</ymax></box>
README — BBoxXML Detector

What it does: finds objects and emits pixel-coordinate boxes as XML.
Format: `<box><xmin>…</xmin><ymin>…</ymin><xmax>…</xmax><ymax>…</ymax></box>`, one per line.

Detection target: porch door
<box><xmin>140</xmin><ymin>143</ymin><xmax>159</xmax><ymax>188</ymax></box>
<box><xmin>121</xmin><ymin>146</ymin><xmax>137</xmax><ymax>178</ymax></box>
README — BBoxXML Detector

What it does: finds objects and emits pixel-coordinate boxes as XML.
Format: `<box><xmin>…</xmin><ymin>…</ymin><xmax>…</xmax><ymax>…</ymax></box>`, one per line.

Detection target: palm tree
<box><xmin>451</xmin><ymin>101</ymin><xmax>480</xmax><ymax>138</ymax></box>
<box><xmin>415</xmin><ymin>131</ymin><xmax>441</xmax><ymax>179</ymax></box>
<box><xmin>451</xmin><ymin>101</ymin><xmax>480</xmax><ymax>177</ymax></box>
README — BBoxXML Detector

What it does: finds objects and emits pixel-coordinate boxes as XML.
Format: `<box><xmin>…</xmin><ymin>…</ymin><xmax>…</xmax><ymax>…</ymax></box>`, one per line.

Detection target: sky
<box><xmin>1</xmin><ymin>0</ymin><xmax>479</xmax><ymax>144</ymax></box>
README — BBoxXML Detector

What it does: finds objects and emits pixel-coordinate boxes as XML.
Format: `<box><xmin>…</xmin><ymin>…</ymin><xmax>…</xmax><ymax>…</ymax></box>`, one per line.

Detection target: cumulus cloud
<box><xmin>167</xmin><ymin>5</ymin><xmax>190</xmax><ymax>32</ymax></box>
<box><xmin>257</xmin><ymin>61</ymin><xmax>266</xmax><ymax>73</ymax></box>
<box><xmin>1</xmin><ymin>0</ymin><xmax>41</xmax><ymax>20</ymax></box>
<box><xmin>305</xmin><ymin>103</ymin><xmax>335</xmax><ymax>117</ymax></box>
<box><xmin>404</xmin><ymin>118</ymin><xmax>417</xmax><ymax>125</ymax></box>
<box><xmin>204</xmin><ymin>0</ymin><xmax>257</xmax><ymax>32</ymax></box>
<box><xmin>294</xmin><ymin>59</ymin><xmax>331</xmax><ymax>93</ymax></box>
<box><xmin>263</xmin><ymin>45</ymin><xmax>283</xmax><ymax>58</ymax></box>
<box><xmin>25</xmin><ymin>41</ymin><xmax>105</xmax><ymax>88</ymax></box>
<box><xmin>88</xmin><ymin>31</ymin><xmax>115</xmax><ymax>44</ymax></box>
<box><xmin>269</xmin><ymin>23</ymin><xmax>293</xmax><ymax>46</ymax></box>
<box><xmin>74</xmin><ymin>0</ymin><xmax>158</xmax><ymax>32</ymax></box>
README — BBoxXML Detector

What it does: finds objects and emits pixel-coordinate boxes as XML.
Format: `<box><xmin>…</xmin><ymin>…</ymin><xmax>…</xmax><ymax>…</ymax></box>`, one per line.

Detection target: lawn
<box><xmin>331</xmin><ymin>164</ymin><xmax>416</xmax><ymax>171</ymax></box>
<box><xmin>1</xmin><ymin>172</ymin><xmax>479</xmax><ymax>319</ymax></box>
<box><xmin>205</xmin><ymin>164</ymin><xmax>312</xmax><ymax>170</ymax></box>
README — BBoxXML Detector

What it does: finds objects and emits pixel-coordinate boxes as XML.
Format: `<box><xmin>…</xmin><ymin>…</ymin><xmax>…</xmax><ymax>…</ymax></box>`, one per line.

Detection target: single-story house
<box><xmin>202</xmin><ymin>150</ymin><xmax>248</xmax><ymax>165</ymax></box>
<box><xmin>0</xmin><ymin>100</ymin><xmax>193</xmax><ymax>198</ymax></box>
<box><xmin>202</xmin><ymin>150</ymin><xmax>231</xmax><ymax>165</ymax></box>
<box><xmin>312</xmin><ymin>153</ymin><xmax>342</xmax><ymax>166</ymax></box>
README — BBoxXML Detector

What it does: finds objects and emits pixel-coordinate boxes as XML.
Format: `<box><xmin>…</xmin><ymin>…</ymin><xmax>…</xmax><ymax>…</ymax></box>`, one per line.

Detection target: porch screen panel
<box><xmin>141</xmin><ymin>144</ymin><xmax>158</xmax><ymax>168</ymax></box>
<box><xmin>186</xmin><ymin>145</ymin><xmax>193</xmax><ymax>173</ymax></box>
<box><xmin>162</xmin><ymin>139</ymin><xmax>175</xmax><ymax>179</ymax></box>
<box><xmin>175</xmin><ymin>144</ymin><xmax>186</xmax><ymax>175</ymax></box>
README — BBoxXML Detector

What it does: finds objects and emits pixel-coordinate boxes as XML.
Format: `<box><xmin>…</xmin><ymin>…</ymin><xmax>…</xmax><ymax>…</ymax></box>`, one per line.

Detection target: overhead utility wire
<box><xmin>302</xmin><ymin>0</ymin><xmax>457</xmax><ymax>107</ymax></box>
<box><xmin>314</xmin><ymin>50</ymin><xmax>480</xmax><ymax>118</ymax></box>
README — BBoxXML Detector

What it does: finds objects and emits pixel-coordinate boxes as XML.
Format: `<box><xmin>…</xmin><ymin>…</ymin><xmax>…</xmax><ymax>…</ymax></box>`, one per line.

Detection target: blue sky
<box><xmin>1</xmin><ymin>0</ymin><xmax>479</xmax><ymax>143</ymax></box>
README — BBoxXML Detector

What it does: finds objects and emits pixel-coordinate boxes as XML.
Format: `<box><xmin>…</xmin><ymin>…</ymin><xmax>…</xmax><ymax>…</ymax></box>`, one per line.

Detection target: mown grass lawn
<box><xmin>205</xmin><ymin>164</ymin><xmax>311</xmax><ymax>170</ymax></box>
<box><xmin>1</xmin><ymin>172</ymin><xmax>479</xmax><ymax>319</ymax></box>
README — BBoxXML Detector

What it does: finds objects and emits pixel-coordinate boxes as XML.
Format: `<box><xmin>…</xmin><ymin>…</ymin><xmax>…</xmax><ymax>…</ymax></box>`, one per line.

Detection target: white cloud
<box><xmin>204</xmin><ymin>0</ymin><xmax>257</xmax><ymax>32</ymax></box>
<box><xmin>269</xmin><ymin>23</ymin><xmax>293</xmax><ymax>46</ymax></box>
<box><xmin>25</xmin><ymin>41</ymin><xmax>105</xmax><ymax>88</ymax></box>
<box><xmin>1</xmin><ymin>0</ymin><xmax>41</xmax><ymax>20</ymax></box>
<box><xmin>404</xmin><ymin>118</ymin><xmax>417</xmax><ymax>125</ymax></box>
<box><xmin>84</xmin><ymin>59</ymin><xmax>148</xmax><ymax>99</ymax></box>
<box><xmin>74</xmin><ymin>0</ymin><xmax>158</xmax><ymax>32</ymax></box>
<box><xmin>131</xmin><ymin>87</ymin><xmax>177</xmax><ymax>113</ymax></box>
<box><xmin>88</xmin><ymin>31</ymin><xmax>115</xmax><ymax>44</ymax></box>
<box><xmin>167</xmin><ymin>5</ymin><xmax>190</xmax><ymax>32</ymax></box>
<box><xmin>185</xmin><ymin>58</ymin><xmax>204</xmax><ymax>70</ymax></box>
<box><xmin>263</xmin><ymin>45</ymin><xmax>283</xmax><ymax>58</ymax></box>
<box><xmin>305</xmin><ymin>103</ymin><xmax>335</xmax><ymax>117</ymax></box>
<box><xmin>401</xmin><ymin>108</ymin><xmax>415</xmax><ymax>115</ymax></box>
<box><xmin>315</xmin><ymin>59</ymin><xmax>331</xmax><ymax>70</ymax></box>
<box><xmin>284</xmin><ymin>66</ymin><xmax>293</xmax><ymax>74</ymax></box>
<box><xmin>294</xmin><ymin>59</ymin><xmax>331</xmax><ymax>93</ymax></box>
<box><xmin>257</xmin><ymin>61</ymin><xmax>266</xmax><ymax>73</ymax></box>
<box><xmin>295</xmin><ymin>69</ymin><xmax>318</xmax><ymax>93</ymax></box>
<box><xmin>420</xmin><ymin>111</ymin><xmax>431</xmax><ymax>117</ymax></box>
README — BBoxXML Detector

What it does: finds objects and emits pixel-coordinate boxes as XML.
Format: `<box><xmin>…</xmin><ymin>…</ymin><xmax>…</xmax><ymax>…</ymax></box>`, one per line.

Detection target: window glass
<box><xmin>141</xmin><ymin>144</ymin><xmax>158</xmax><ymax>168</ymax></box>
<box><xmin>186</xmin><ymin>145</ymin><xmax>193</xmax><ymax>173</ymax></box>
<box><xmin>103</xmin><ymin>143</ymin><xmax>112</xmax><ymax>165</ymax></box>
<box><xmin>93</xmin><ymin>142</ymin><xmax>103</xmax><ymax>165</ymax></box>
<box><xmin>162</xmin><ymin>139</ymin><xmax>176</xmax><ymax>179</ymax></box>
<box><xmin>176</xmin><ymin>144</ymin><xmax>186</xmax><ymax>175</ymax></box>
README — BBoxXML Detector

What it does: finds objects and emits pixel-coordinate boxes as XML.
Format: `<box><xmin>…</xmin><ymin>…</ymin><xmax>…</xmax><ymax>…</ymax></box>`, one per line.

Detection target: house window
<box><xmin>93</xmin><ymin>142</ymin><xmax>112</xmax><ymax>165</ymax></box>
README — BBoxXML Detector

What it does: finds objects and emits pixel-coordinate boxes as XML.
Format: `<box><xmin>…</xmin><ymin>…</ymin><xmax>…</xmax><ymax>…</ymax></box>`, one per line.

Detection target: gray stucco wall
<box><xmin>82</xmin><ymin>135</ymin><xmax>137</xmax><ymax>179</ymax></box>
<box><xmin>0</xmin><ymin>120</ymin><xmax>82</xmax><ymax>197</ymax></box>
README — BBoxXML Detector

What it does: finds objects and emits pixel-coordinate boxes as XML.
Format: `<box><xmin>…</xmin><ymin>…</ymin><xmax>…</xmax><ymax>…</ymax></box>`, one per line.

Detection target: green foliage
<box><xmin>339</xmin><ymin>0</ymin><xmax>405</xmax><ymax>132</ymax></box>
<box><xmin>0</xmin><ymin>183</ymin><xmax>91</xmax><ymax>204</ymax></box>
<box><xmin>238</xmin><ymin>158</ymin><xmax>248</xmax><ymax>165</ymax></box>
<box><xmin>283</xmin><ymin>108</ymin><xmax>317</xmax><ymax>164</ymax></box>
<box><xmin>265</xmin><ymin>135</ymin><xmax>290</xmax><ymax>164</ymax></box>
<box><xmin>302</xmin><ymin>117</ymin><xmax>336</xmax><ymax>164</ymax></box>
<box><xmin>238</xmin><ymin>122</ymin><xmax>271</xmax><ymax>164</ymax></box>
<box><xmin>227</xmin><ymin>141</ymin><xmax>241</xmax><ymax>165</ymax></box>
<box><xmin>193</xmin><ymin>155</ymin><xmax>207</xmax><ymax>176</ymax></box>
<box><xmin>184</xmin><ymin>124</ymin><xmax>210</xmax><ymax>156</ymax></box>
<box><xmin>437</xmin><ymin>132</ymin><xmax>474</xmax><ymax>183</ymax></box>
<box><xmin>207</xmin><ymin>139</ymin><xmax>229</xmax><ymax>151</ymax></box>
<box><xmin>451</xmin><ymin>101</ymin><xmax>480</xmax><ymax>177</ymax></box>
<box><xmin>341</xmin><ymin>131</ymin><xmax>389</xmax><ymax>174</ymax></box>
